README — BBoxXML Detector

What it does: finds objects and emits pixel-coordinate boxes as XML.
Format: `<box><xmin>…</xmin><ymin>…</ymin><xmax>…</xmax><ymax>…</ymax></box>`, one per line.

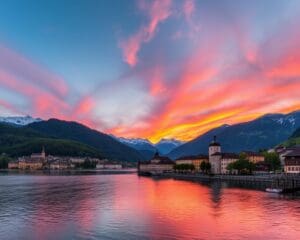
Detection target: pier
<box><xmin>161</xmin><ymin>173</ymin><xmax>300</xmax><ymax>193</ymax></box>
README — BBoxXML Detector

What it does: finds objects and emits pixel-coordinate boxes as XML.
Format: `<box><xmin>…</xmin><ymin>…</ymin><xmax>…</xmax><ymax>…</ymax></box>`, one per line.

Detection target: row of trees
<box><xmin>200</xmin><ymin>161</ymin><xmax>211</xmax><ymax>173</ymax></box>
<box><xmin>226</xmin><ymin>152</ymin><xmax>281</xmax><ymax>174</ymax></box>
<box><xmin>74</xmin><ymin>159</ymin><xmax>97</xmax><ymax>169</ymax></box>
<box><xmin>227</xmin><ymin>153</ymin><xmax>255</xmax><ymax>174</ymax></box>
<box><xmin>0</xmin><ymin>154</ymin><xmax>13</xmax><ymax>169</ymax></box>
<box><xmin>174</xmin><ymin>163</ymin><xmax>195</xmax><ymax>171</ymax></box>
<box><xmin>174</xmin><ymin>161</ymin><xmax>211</xmax><ymax>173</ymax></box>
<box><xmin>174</xmin><ymin>151</ymin><xmax>281</xmax><ymax>175</ymax></box>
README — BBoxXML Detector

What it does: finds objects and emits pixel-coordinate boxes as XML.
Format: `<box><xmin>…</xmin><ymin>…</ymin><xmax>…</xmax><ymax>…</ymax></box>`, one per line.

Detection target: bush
<box><xmin>0</xmin><ymin>155</ymin><xmax>13</xmax><ymax>169</ymax></box>
<box><xmin>174</xmin><ymin>163</ymin><xmax>195</xmax><ymax>172</ymax></box>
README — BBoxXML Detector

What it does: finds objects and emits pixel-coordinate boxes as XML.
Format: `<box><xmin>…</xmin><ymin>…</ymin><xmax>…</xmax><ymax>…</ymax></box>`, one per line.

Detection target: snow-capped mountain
<box><xmin>117</xmin><ymin>137</ymin><xmax>155</xmax><ymax>151</ymax></box>
<box><xmin>155</xmin><ymin>138</ymin><xmax>185</xmax><ymax>155</ymax></box>
<box><xmin>113</xmin><ymin>136</ymin><xmax>184</xmax><ymax>157</ymax></box>
<box><xmin>0</xmin><ymin>116</ymin><xmax>42</xmax><ymax>126</ymax></box>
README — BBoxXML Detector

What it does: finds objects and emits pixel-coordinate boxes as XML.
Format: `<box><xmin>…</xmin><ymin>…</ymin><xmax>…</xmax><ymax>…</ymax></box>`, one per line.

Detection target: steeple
<box><xmin>41</xmin><ymin>146</ymin><xmax>46</xmax><ymax>159</ymax></box>
<box><xmin>209</xmin><ymin>135</ymin><xmax>220</xmax><ymax>147</ymax></box>
<box><xmin>209</xmin><ymin>135</ymin><xmax>221</xmax><ymax>156</ymax></box>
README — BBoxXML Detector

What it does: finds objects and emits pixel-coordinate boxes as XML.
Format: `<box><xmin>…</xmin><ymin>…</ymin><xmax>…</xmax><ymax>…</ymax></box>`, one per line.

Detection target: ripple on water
<box><xmin>0</xmin><ymin>174</ymin><xmax>300</xmax><ymax>240</ymax></box>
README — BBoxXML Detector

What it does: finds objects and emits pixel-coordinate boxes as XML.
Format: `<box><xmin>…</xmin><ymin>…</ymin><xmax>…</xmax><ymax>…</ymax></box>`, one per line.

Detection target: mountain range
<box><xmin>0</xmin><ymin>118</ymin><xmax>144</xmax><ymax>162</ymax></box>
<box><xmin>1</xmin><ymin>110</ymin><xmax>300</xmax><ymax>162</ymax></box>
<box><xmin>167</xmin><ymin>111</ymin><xmax>300</xmax><ymax>159</ymax></box>
<box><xmin>281</xmin><ymin>126</ymin><xmax>300</xmax><ymax>147</ymax></box>
<box><xmin>115</xmin><ymin>137</ymin><xmax>184</xmax><ymax>159</ymax></box>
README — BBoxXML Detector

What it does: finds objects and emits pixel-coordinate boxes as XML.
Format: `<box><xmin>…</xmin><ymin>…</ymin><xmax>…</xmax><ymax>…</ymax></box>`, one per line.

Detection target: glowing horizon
<box><xmin>1</xmin><ymin>0</ymin><xmax>300</xmax><ymax>143</ymax></box>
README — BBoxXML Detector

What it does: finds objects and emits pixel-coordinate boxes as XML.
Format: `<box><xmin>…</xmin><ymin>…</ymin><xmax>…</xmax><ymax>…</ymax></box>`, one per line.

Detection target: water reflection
<box><xmin>0</xmin><ymin>174</ymin><xmax>299</xmax><ymax>240</ymax></box>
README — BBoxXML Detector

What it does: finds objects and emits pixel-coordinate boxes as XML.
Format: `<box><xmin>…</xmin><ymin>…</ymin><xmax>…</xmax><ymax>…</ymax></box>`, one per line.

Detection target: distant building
<box><xmin>275</xmin><ymin>146</ymin><xmax>300</xmax><ymax>166</ymax></box>
<box><xmin>208</xmin><ymin>136</ymin><xmax>239</xmax><ymax>174</ymax></box>
<box><xmin>18</xmin><ymin>157</ymin><xmax>43</xmax><ymax>170</ymax></box>
<box><xmin>96</xmin><ymin>163</ymin><xmax>122</xmax><ymax>169</ymax></box>
<box><xmin>242</xmin><ymin>151</ymin><xmax>265</xmax><ymax>164</ymax></box>
<box><xmin>138</xmin><ymin>152</ymin><xmax>174</xmax><ymax>175</ymax></box>
<box><xmin>49</xmin><ymin>159</ymin><xmax>69</xmax><ymax>170</ymax></box>
<box><xmin>31</xmin><ymin>146</ymin><xmax>46</xmax><ymax>162</ymax></box>
<box><xmin>8</xmin><ymin>148</ymin><xmax>46</xmax><ymax>170</ymax></box>
<box><xmin>175</xmin><ymin>155</ymin><xmax>208</xmax><ymax>172</ymax></box>
<box><xmin>283</xmin><ymin>149</ymin><xmax>300</xmax><ymax>173</ymax></box>
<box><xmin>8</xmin><ymin>161</ymin><xmax>19</xmax><ymax>169</ymax></box>
<box><xmin>70</xmin><ymin>157</ymin><xmax>86</xmax><ymax>164</ymax></box>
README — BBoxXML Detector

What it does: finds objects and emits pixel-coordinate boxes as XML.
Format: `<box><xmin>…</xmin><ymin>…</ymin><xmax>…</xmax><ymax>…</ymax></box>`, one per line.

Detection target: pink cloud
<box><xmin>0</xmin><ymin>45</ymin><xmax>68</xmax><ymax>98</ymax></box>
<box><xmin>183</xmin><ymin>0</ymin><xmax>195</xmax><ymax>20</ymax></box>
<box><xmin>120</xmin><ymin>0</ymin><xmax>172</xmax><ymax>66</ymax></box>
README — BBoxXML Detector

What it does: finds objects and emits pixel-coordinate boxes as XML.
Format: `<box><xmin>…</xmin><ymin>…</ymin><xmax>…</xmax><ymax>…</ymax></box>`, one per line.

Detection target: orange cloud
<box><xmin>110</xmin><ymin>12</ymin><xmax>300</xmax><ymax>143</ymax></box>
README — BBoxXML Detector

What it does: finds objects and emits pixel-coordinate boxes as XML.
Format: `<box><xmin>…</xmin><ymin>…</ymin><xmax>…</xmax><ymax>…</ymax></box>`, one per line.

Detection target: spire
<box><xmin>209</xmin><ymin>135</ymin><xmax>220</xmax><ymax>147</ymax></box>
<box><xmin>41</xmin><ymin>146</ymin><xmax>46</xmax><ymax>159</ymax></box>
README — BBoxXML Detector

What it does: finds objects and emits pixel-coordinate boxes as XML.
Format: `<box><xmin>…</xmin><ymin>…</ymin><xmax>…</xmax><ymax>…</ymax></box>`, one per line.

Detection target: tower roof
<box><xmin>209</xmin><ymin>135</ymin><xmax>220</xmax><ymax>147</ymax></box>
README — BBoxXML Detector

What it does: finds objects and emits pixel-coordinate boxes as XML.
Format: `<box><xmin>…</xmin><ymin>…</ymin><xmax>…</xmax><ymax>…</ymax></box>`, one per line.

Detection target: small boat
<box><xmin>265</xmin><ymin>188</ymin><xmax>283</xmax><ymax>193</ymax></box>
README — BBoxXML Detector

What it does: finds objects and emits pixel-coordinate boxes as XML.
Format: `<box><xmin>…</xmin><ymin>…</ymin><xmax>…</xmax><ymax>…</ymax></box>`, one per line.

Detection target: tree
<box><xmin>0</xmin><ymin>154</ymin><xmax>13</xmax><ymax>169</ymax></box>
<box><xmin>174</xmin><ymin>163</ymin><xmax>195</xmax><ymax>172</ymax></box>
<box><xmin>226</xmin><ymin>155</ymin><xmax>255</xmax><ymax>175</ymax></box>
<box><xmin>74</xmin><ymin>159</ymin><xmax>97</xmax><ymax>169</ymax></box>
<box><xmin>263</xmin><ymin>152</ymin><xmax>281</xmax><ymax>171</ymax></box>
<box><xmin>206</xmin><ymin>162</ymin><xmax>211</xmax><ymax>173</ymax></box>
<box><xmin>200</xmin><ymin>161</ymin><xmax>206</xmax><ymax>172</ymax></box>
<box><xmin>200</xmin><ymin>161</ymin><xmax>211</xmax><ymax>174</ymax></box>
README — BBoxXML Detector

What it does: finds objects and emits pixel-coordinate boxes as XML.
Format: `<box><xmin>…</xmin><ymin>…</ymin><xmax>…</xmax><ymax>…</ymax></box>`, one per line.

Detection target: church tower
<box><xmin>208</xmin><ymin>136</ymin><xmax>222</xmax><ymax>174</ymax></box>
<box><xmin>209</xmin><ymin>136</ymin><xmax>221</xmax><ymax>156</ymax></box>
<box><xmin>41</xmin><ymin>146</ymin><xmax>46</xmax><ymax>159</ymax></box>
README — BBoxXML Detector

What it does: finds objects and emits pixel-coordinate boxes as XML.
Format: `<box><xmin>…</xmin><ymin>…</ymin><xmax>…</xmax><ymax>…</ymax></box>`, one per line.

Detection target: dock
<box><xmin>158</xmin><ymin>173</ymin><xmax>300</xmax><ymax>193</ymax></box>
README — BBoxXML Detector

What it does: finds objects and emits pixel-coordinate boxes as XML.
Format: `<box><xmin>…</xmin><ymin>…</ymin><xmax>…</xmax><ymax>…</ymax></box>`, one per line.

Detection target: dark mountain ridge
<box><xmin>27</xmin><ymin>119</ymin><xmax>144</xmax><ymax>162</ymax></box>
<box><xmin>168</xmin><ymin>110</ymin><xmax>300</xmax><ymax>159</ymax></box>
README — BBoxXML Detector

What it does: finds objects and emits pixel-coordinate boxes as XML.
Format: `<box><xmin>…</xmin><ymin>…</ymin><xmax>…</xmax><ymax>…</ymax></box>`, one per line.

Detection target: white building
<box><xmin>208</xmin><ymin>136</ymin><xmax>239</xmax><ymax>174</ymax></box>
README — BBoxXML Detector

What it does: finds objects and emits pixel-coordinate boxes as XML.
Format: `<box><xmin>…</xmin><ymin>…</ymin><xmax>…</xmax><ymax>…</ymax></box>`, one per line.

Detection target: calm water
<box><xmin>0</xmin><ymin>173</ymin><xmax>300</xmax><ymax>240</ymax></box>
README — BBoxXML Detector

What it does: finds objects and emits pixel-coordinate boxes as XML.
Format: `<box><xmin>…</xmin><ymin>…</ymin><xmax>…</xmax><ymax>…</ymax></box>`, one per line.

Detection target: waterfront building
<box><xmin>96</xmin><ymin>163</ymin><xmax>122</xmax><ymax>169</ymax></box>
<box><xmin>175</xmin><ymin>155</ymin><xmax>208</xmax><ymax>172</ymax></box>
<box><xmin>8</xmin><ymin>161</ymin><xmax>19</xmax><ymax>169</ymax></box>
<box><xmin>31</xmin><ymin>146</ymin><xmax>46</xmax><ymax>162</ymax></box>
<box><xmin>15</xmin><ymin>148</ymin><xmax>46</xmax><ymax>170</ymax></box>
<box><xmin>70</xmin><ymin>157</ymin><xmax>86</xmax><ymax>164</ymax></box>
<box><xmin>138</xmin><ymin>153</ymin><xmax>174</xmax><ymax>175</ymax></box>
<box><xmin>208</xmin><ymin>136</ymin><xmax>239</xmax><ymax>174</ymax></box>
<box><xmin>49</xmin><ymin>159</ymin><xmax>70</xmax><ymax>170</ymax></box>
<box><xmin>242</xmin><ymin>151</ymin><xmax>265</xmax><ymax>164</ymax></box>
<box><xmin>275</xmin><ymin>146</ymin><xmax>300</xmax><ymax>166</ymax></box>
<box><xmin>18</xmin><ymin>157</ymin><xmax>43</xmax><ymax>170</ymax></box>
<box><xmin>283</xmin><ymin>149</ymin><xmax>300</xmax><ymax>173</ymax></box>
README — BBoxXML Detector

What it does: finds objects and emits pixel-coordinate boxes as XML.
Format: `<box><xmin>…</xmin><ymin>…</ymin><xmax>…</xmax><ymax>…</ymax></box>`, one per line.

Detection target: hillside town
<box><xmin>7</xmin><ymin>147</ymin><xmax>122</xmax><ymax>170</ymax></box>
<box><xmin>138</xmin><ymin>136</ymin><xmax>300</xmax><ymax>175</ymax></box>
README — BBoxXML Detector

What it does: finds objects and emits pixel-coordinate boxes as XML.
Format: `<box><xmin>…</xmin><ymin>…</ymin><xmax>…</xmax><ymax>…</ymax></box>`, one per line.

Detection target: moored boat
<box><xmin>265</xmin><ymin>188</ymin><xmax>283</xmax><ymax>193</ymax></box>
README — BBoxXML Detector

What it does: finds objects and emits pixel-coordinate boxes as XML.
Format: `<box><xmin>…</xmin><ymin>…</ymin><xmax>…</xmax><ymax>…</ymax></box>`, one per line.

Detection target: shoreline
<box><xmin>0</xmin><ymin>168</ymin><xmax>137</xmax><ymax>175</ymax></box>
<box><xmin>144</xmin><ymin>172</ymin><xmax>300</xmax><ymax>193</ymax></box>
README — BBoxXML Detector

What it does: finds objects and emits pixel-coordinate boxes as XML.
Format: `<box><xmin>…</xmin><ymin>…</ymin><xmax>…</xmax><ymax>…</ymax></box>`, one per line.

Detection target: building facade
<box><xmin>283</xmin><ymin>149</ymin><xmax>300</xmax><ymax>173</ymax></box>
<box><xmin>138</xmin><ymin>153</ymin><xmax>174</xmax><ymax>175</ymax></box>
<box><xmin>175</xmin><ymin>155</ymin><xmax>208</xmax><ymax>172</ymax></box>
<box><xmin>242</xmin><ymin>151</ymin><xmax>265</xmax><ymax>164</ymax></box>
<box><xmin>208</xmin><ymin>136</ymin><xmax>239</xmax><ymax>174</ymax></box>
<box><xmin>18</xmin><ymin>158</ymin><xmax>43</xmax><ymax>170</ymax></box>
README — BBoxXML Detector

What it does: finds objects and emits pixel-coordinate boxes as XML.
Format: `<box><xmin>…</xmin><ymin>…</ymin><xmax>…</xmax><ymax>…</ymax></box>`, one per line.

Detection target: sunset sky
<box><xmin>1</xmin><ymin>0</ymin><xmax>300</xmax><ymax>142</ymax></box>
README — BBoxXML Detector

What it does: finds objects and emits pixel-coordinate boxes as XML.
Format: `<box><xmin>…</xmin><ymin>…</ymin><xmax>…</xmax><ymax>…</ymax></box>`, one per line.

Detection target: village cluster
<box><xmin>138</xmin><ymin>136</ymin><xmax>300</xmax><ymax>175</ymax></box>
<box><xmin>7</xmin><ymin>147</ymin><xmax>122</xmax><ymax>170</ymax></box>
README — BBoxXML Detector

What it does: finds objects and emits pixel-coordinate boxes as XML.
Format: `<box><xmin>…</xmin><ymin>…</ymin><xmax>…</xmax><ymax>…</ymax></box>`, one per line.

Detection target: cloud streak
<box><xmin>120</xmin><ymin>0</ymin><xmax>172</xmax><ymax>66</ymax></box>
<box><xmin>1</xmin><ymin>1</ymin><xmax>300</xmax><ymax>143</ymax></box>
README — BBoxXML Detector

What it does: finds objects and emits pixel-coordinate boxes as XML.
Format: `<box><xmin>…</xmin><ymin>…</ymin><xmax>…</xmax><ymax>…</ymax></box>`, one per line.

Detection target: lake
<box><xmin>0</xmin><ymin>173</ymin><xmax>299</xmax><ymax>240</ymax></box>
